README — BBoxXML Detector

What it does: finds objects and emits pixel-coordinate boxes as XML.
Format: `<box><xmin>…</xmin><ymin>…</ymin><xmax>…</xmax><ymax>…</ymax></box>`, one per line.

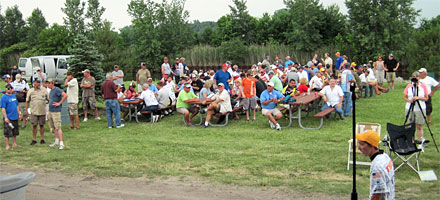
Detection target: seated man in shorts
<box><xmin>260</xmin><ymin>82</ymin><xmax>285</xmax><ymax>130</ymax></box>
<box><xmin>176</xmin><ymin>83</ymin><xmax>200</xmax><ymax>126</ymax></box>
<box><xmin>202</xmin><ymin>83</ymin><xmax>232</xmax><ymax>128</ymax></box>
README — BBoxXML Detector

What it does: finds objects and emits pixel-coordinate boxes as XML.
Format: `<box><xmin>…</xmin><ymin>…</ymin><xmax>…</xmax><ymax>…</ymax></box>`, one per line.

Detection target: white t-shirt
<box><xmin>162</xmin><ymin>63</ymin><xmax>172</xmax><ymax>75</ymax></box>
<box><xmin>66</xmin><ymin>78</ymin><xmax>79</xmax><ymax>104</ymax></box>
<box><xmin>420</xmin><ymin>76</ymin><xmax>439</xmax><ymax>94</ymax></box>
<box><xmin>404</xmin><ymin>83</ymin><xmax>428</xmax><ymax>111</ymax></box>
<box><xmin>212</xmin><ymin>89</ymin><xmax>232</xmax><ymax>113</ymax></box>
<box><xmin>320</xmin><ymin>85</ymin><xmax>343</xmax><ymax>107</ymax></box>
<box><xmin>156</xmin><ymin>88</ymin><xmax>169</xmax><ymax>109</ymax></box>
<box><xmin>11</xmin><ymin>80</ymin><xmax>30</xmax><ymax>90</ymax></box>
<box><xmin>324</xmin><ymin>57</ymin><xmax>333</xmax><ymax>66</ymax></box>
<box><xmin>117</xmin><ymin>91</ymin><xmax>124</xmax><ymax>99</ymax></box>
<box><xmin>370</xmin><ymin>153</ymin><xmax>395</xmax><ymax>200</ymax></box>
<box><xmin>140</xmin><ymin>89</ymin><xmax>158</xmax><ymax>107</ymax></box>
<box><xmin>310</xmin><ymin>76</ymin><xmax>323</xmax><ymax>90</ymax></box>
<box><xmin>298</xmin><ymin>71</ymin><xmax>308</xmax><ymax>81</ymax></box>
<box><xmin>360</xmin><ymin>73</ymin><xmax>377</xmax><ymax>83</ymax></box>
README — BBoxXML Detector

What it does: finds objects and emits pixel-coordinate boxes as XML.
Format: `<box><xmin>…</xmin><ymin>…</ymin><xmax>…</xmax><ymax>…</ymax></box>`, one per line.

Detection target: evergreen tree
<box><xmin>67</xmin><ymin>34</ymin><xmax>104</xmax><ymax>93</ymax></box>
<box><xmin>26</xmin><ymin>8</ymin><xmax>48</xmax><ymax>46</ymax></box>
<box><xmin>0</xmin><ymin>5</ymin><xmax>5</xmax><ymax>49</ymax></box>
<box><xmin>62</xmin><ymin>0</ymin><xmax>86</xmax><ymax>36</ymax></box>
<box><xmin>3</xmin><ymin>5</ymin><xmax>26</xmax><ymax>47</ymax></box>
<box><xmin>85</xmin><ymin>0</ymin><xmax>105</xmax><ymax>32</ymax></box>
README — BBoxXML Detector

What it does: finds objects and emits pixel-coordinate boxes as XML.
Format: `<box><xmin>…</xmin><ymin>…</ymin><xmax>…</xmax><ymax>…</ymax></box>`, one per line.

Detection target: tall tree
<box><xmin>0</xmin><ymin>5</ymin><xmax>6</xmax><ymax>49</ymax></box>
<box><xmin>346</xmin><ymin>0</ymin><xmax>419</xmax><ymax>62</ymax></box>
<box><xmin>62</xmin><ymin>0</ymin><xmax>86</xmax><ymax>36</ymax></box>
<box><xmin>85</xmin><ymin>0</ymin><xmax>105</xmax><ymax>32</ymax></box>
<box><xmin>26</xmin><ymin>8</ymin><xmax>48</xmax><ymax>46</ymax></box>
<box><xmin>3</xmin><ymin>5</ymin><xmax>26</xmax><ymax>47</ymax></box>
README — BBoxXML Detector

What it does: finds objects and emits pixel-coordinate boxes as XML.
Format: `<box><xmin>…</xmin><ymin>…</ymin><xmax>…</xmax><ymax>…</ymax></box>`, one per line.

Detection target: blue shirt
<box><xmin>149</xmin><ymin>84</ymin><xmax>158</xmax><ymax>93</ymax></box>
<box><xmin>1</xmin><ymin>94</ymin><xmax>19</xmax><ymax>120</ymax></box>
<box><xmin>336</xmin><ymin>57</ymin><xmax>343</xmax><ymax>70</ymax></box>
<box><xmin>214</xmin><ymin>70</ymin><xmax>232</xmax><ymax>90</ymax></box>
<box><xmin>284</xmin><ymin>60</ymin><xmax>294</xmax><ymax>68</ymax></box>
<box><xmin>49</xmin><ymin>87</ymin><xmax>63</xmax><ymax>112</ymax></box>
<box><xmin>260</xmin><ymin>89</ymin><xmax>284</xmax><ymax>109</ymax></box>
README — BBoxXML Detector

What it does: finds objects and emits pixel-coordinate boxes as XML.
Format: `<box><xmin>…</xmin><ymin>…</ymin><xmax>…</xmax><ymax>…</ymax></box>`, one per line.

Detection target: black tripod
<box><xmin>404</xmin><ymin>81</ymin><xmax>439</xmax><ymax>152</ymax></box>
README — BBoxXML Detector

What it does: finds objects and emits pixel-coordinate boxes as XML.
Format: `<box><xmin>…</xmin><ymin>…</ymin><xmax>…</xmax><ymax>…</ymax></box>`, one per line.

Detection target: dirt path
<box><xmin>1</xmin><ymin>163</ymin><xmax>345</xmax><ymax>200</ymax></box>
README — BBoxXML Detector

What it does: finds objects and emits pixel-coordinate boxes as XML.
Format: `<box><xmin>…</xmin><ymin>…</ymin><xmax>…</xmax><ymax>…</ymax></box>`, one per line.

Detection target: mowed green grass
<box><xmin>1</xmin><ymin>82</ymin><xmax>439</xmax><ymax>199</ymax></box>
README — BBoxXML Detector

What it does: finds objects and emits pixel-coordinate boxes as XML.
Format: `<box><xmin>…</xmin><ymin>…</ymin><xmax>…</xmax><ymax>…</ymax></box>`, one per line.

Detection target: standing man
<box><xmin>25</xmin><ymin>80</ymin><xmax>49</xmax><ymax>145</ymax></box>
<box><xmin>260</xmin><ymin>82</ymin><xmax>285</xmax><ymax>130</ymax></box>
<box><xmin>419</xmin><ymin>68</ymin><xmax>439</xmax><ymax>125</ymax></box>
<box><xmin>11</xmin><ymin>74</ymin><xmax>29</xmax><ymax>128</ymax></box>
<box><xmin>284</xmin><ymin>56</ymin><xmax>294</xmax><ymax>69</ymax></box>
<box><xmin>373</xmin><ymin>56</ymin><xmax>385</xmax><ymax>87</ymax></box>
<box><xmin>102</xmin><ymin>72</ymin><xmax>124</xmax><ymax>128</ymax></box>
<box><xmin>356</xmin><ymin>130</ymin><xmax>395</xmax><ymax>200</ymax></box>
<box><xmin>65</xmin><ymin>71</ymin><xmax>79</xmax><ymax>130</ymax></box>
<box><xmin>174</xmin><ymin>58</ymin><xmax>181</xmax><ymax>83</ymax></box>
<box><xmin>241</xmin><ymin>70</ymin><xmax>257</xmax><ymax>121</ymax></box>
<box><xmin>335</xmin><ymin>52</ymin><xmax>343</xmax><ymax>77</ymax></box>
<box><xmin>384</xmin><ymin>53</ymin><xmax>399</xmax><ymax>90</ymax></box>
<box><xmin>341</xmin><ymin>63</ymin><xmax>354</xmax><ymax>117</ymax></box>
<box><xmin>321</xmin><ymin>53</ymin><xmax>333</xmax><ymax>76</ymax></box>
<box><xmin>46</xmin><ymin>79</ymin><xmax>68</xmax><ymax>150</ymax></box>
<box><xmin>80</xmin><ymin>69</ymin><xmax>100</xmax><ymax>122</ymax></box>
<box><xmin>161</xmin><ymin>57</ymin><xmax>173</xmax><ymax>80</ymax></box>
<box><xmin>136</xmin><ymin>62</ymin><xmax>151</xmax><ymax>93</ymax></box>
<box><xmin>10</xmin><ymin>65</ymin><xmax>21</xmax><ymax>81</ymax></box>
<box><xmin>32</xmin><ymin>67</ymin><xmax>46</xmax><ymax>86</ymax></box>
<box><xmin>2</xmin><ymin>84</ymin><xmax>21</xmax><ymax>150</ymax></box>
<box><xmin>262</xmin><ymin>56</ymin><xmax>271</xmax><ymax>70</ymax></box>
<box><xmin>214</xmin><ymin>62</ymin><xmax>232</xmax><ymax>91</ymax></box>
<box><xmin>112</xmin><ymin>65</ymin><xmax>124</xmax><ymax>92</ymax></box>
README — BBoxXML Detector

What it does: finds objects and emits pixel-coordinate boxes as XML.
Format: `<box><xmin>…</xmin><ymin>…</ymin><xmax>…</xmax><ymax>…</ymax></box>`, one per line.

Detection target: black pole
<box><xmin>351</xmin><ymin>84</ymin><xmax>358</xmax><ymax>200</ymax></box>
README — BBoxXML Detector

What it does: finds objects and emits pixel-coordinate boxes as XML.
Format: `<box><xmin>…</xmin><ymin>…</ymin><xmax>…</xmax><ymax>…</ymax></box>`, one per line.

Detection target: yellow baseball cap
<box><xmin>356</xmin><ymin>130</ymin><xmax>380</xmax><ymax>147</ymax></box>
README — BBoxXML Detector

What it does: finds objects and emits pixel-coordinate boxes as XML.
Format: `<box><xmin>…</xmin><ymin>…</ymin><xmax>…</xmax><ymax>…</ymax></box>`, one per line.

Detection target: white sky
<box><xmin>1</xmin><ymin>0</ymin><xmax>439</xmax><ymax>30</ymax></box>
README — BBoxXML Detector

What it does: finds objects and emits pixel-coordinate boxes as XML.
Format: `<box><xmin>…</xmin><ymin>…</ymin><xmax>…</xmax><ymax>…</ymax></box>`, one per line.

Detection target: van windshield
<box><xmin>19</xmin><ymin>59</ymin><xmax>27</xmax><ymax>68</ymax></box>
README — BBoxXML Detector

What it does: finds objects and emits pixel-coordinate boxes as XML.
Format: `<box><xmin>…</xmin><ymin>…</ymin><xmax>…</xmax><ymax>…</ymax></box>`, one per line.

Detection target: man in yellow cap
<box><xmin>356</xmin><ymin>130</ymin><xmax>395</xmax><ymax>200</ymax></box>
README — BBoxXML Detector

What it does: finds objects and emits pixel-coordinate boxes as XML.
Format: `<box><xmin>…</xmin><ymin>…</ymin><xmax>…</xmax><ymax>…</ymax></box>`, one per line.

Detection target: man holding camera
<box><xmin>418</xmin><ymin>68</ymin><xmax>439</xmax><ymax>126</ymax></box>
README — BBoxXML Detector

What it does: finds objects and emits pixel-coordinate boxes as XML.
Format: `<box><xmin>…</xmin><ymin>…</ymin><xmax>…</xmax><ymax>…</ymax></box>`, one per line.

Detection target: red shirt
<box><xmin>298</xmin><ymin>84</ymin><xmax>309</xmax><ymax>94</ymax></box>
<box><xmin>101</xmin><ymin>80</ymin><xmax>117</xmax><ymax>99</ymax></box>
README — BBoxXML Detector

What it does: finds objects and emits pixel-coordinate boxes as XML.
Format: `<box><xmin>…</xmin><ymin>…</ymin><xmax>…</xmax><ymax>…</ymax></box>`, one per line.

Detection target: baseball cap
<box><xmin>129</xmin><ymin>82</ymin><xmax>136</xmax><ymax>88</ymax></box>
<box><xmin>271</xmin><ymin>65</ymin><xmax>277</xmax><ymax>69</ymax></box>
<box><xmin>147</xmin><ymin>78</ymin><xmax>153</xmax><ymax>81</ymax></box>
<box><xmin>82</xmin><ymin>69</ymin><xmax>90</xmax><ymax>73</ymax></box>
<box><xmin>114</xmin><ymin>65</ymin><xmax>119</xmax><ymax>68</ymax></box>
<box><xmin>184</xmin><ymin>83</ymin><xmax>191</xmax><ymax>88</ymax></box>
<box><xmin>257</xmin><ymin>62</ymin><xmax>262</xmax><ymax>65</ymax></box>
<box><xmin>2</xmin><ymin>74</ymin><xmax>11</xmax><ymax>79</ymax></box>
<box><xmin>320</xmin><ymin>68</ymin><xmax>325</xmax><ymax>72</ymax></box>
<box><xmin>389</xmin><ymin>53</ymin><xmax>394</xmax><ymax>57</ymax></box>
<box><xmin>16</xmin><ymin>74</ymin><xmax>22</xmax><ymax>80</ymax></box>
<box><xmin>35</xmin><ymin>67</ymin><xmax>41</xmax><ymax>71</ymax></box>
<box><xmin>266</xmin><ymin>56</ymin><xmax>270</xmax><ymax>59</ymax></box>
<box><xmin>356</xmin><ymin>130</ymin><xmax>380</xmax><ymax>148</ymax></box>
<box><xmin>268</xmin><ymin>71</ymin><xmax>275</xmax><ymax>75</ymax></box>
<box><xmin>418</xmin><ymin>68</ymin><xmax>427</xmax><ymax>73</ymax></box>
<box><xmin>267</xmin><ymin>82</ymin><xmax>275</xmax><ymax>87</ymax></box>
<box><xmin>46</xmin><ymin>78</ymin><xmax>54</xmax><ymax>83</ymax></box>
<box><xmin>351</xmin><ymin>62</ymin><xmax>357</xmax><ymax>66</ymax></box>
<box><xmin>191</xmin><ymin>74</ymin><xmax>197</xmax><ymax>78</ymax></box>
<box><xmin>141</xmin><ymin>62</ymin><xmax>146</xmax><ymax>66</ymax></box>
<box><xmin>217</xmin><ymin>83</ymin><xmax>225</xmax><ymax>87</ymax></box>
<box><xmin>5</xmin><ymin>83</ymin><xmax>13</xmax><ymax>90</ymax></box>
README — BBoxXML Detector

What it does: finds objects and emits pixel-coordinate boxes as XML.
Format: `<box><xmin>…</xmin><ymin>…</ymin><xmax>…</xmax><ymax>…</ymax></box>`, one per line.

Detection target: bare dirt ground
<box><xmin>1</xmin><ymin>163</ymin><xmax>346</xmax><ymax>200</ymax></box>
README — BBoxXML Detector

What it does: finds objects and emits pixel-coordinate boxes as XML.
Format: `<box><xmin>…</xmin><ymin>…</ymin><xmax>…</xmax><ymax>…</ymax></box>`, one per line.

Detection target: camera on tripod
<box><xmin>411</xmin><ymin>77</ymin><xmax>418</xmax><ymax>83</ymax></box>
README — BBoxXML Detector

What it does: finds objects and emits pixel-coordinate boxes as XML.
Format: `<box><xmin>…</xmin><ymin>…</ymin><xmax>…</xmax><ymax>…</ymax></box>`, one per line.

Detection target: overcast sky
<box><xmin>1</xmin><ymin>0</ymin><xmax>439</xmax><ymax>30</ymax></box>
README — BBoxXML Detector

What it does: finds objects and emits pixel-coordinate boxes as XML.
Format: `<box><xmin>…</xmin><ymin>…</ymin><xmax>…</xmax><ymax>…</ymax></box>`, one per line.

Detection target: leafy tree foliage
<box><xmin>219</xmin><ymin>38</ymin><xmax>248</xmax><ymax>65</ymax></box>
<box><xmin>26</xmin><ymin>8</ymin><xmax>48</xmax><ymax>46</ymax></box>
<box><xmin>0</xmin><ymin>5</ymin><xmax>6</xmax><ymax>49</ymax></box>
<box><xmin>345</xmin><ymin>0</ymin><xmax>419</xmax><ymax>62</ymax></box>
<box><xmin>93</xmin><ymin>21</ymin><xmax>120</xmax><ymax>72</ymax></box>
<box><xmin>190</xmin><ymin>20</ymin><xmax>216</xmax><ymax>33</ymax></box>
<box><xmin>199</xmin><ymin>26</ymin><xmax>216</xmax><ymax>46</ymax></box>
<box><xmin>3</xmin><ymin>5</ymin><xmax>26</xmax><ymax>48</ymax></box>
<box><xmin>67</xmin><ymin>34</ymin><xmax>105</xmax><ymax>91</ymax></box>
<box><xmin>85</xmin><ymin>0</ymin><xmax>105</xmax><ymax>32</ymax></box>
<box><xmin>62</xmin><ymin>0</ymin><xmax>86</xmax><ymax>36</ymax></box>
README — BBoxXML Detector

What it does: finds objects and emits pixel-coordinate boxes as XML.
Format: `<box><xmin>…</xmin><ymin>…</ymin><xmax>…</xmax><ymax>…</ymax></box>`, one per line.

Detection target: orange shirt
<box><xmin>241</xmin><ymin>78</ymin><xmax>256</xmax><ymax>98</ymax></box>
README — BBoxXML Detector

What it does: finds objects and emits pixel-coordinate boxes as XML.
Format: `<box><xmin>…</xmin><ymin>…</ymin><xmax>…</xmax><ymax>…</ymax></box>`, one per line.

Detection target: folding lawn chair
<box><xmin>385</xmin><ymin>123</ymin><xmax>421</xmax><ymax>173</ymax></box>
<box><xmin>347</xmin><ymin>122</ymin><xmax>381</xmax><ymax>170</ymax></box>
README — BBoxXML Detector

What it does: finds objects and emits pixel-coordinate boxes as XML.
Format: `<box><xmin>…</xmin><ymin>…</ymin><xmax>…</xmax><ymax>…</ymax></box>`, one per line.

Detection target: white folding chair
<box><xmin>347</xmin><ymin>122</ymin><xmax>381</xmax><ymax>170</ymax></box>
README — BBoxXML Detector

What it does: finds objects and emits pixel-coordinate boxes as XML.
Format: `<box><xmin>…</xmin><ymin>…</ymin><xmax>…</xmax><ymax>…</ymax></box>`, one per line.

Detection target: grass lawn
<box><xmin>1</xmin><ymin>81</ymin><xmax>439</xmax><ymax>199</ymax></box>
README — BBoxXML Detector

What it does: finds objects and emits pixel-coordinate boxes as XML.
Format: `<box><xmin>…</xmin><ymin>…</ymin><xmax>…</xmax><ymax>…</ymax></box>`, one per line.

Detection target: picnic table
<box><xmin>282</xmin><ymin>93</ymin><xmax>322</xmax><ymax>129</ymax></box>
<box><xmin>122</xmin><ymin>98</ymin><xmax>143</xmax><ymax>123</ymax></box>
<box><xmin>183</xmin><ymin>99</ymin><xmax>213</xmax><ymax>126</ymax></box>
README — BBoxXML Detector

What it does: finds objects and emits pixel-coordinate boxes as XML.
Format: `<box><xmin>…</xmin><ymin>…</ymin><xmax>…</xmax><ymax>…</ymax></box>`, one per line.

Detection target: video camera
<box><xmin>411</xmin><ymin>77</ymin><xmax>418</xmax><ymax>83</ymax></box>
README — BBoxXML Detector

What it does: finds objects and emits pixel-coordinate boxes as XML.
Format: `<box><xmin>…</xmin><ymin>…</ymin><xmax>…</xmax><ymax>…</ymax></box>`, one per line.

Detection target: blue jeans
<box><xmin>343</xmin><ymin>92</ymin><xmax>352</xmax><ymax>116</ymax></box>
<box><xmin>362</xmin><ymin>84</ymin><xmax>374</xmax><ymax>97</ymax></box>
<box><xmin>321</xmin><ymin>104</ymin><xmax>343</xmax><ymax>118</ymax></box>
<box><xmin>105</xmin><ymin>99</ymin><xmax>121</xmax><ymax>127</ymax></box>
<box><xmin>141</xmin><ymin>105</ymin><xmax>159</xmax><ymax>112</ymax></box>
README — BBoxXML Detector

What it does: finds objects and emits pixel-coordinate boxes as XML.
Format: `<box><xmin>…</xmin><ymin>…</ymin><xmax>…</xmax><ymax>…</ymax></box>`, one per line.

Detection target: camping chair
<box><xmin>347</xmin><ymin>122</ymin><xmax>381</xmax><ymax>170</ymax></box>
<box><xmin>385</xmin><ymin>123</ymin><xmax>421</xmax><ymax>173</ymax></box>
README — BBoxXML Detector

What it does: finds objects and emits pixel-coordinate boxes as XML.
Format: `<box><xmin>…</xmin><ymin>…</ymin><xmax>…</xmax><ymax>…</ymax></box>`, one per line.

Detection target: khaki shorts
<box><xmin>262</xmin><ymin>108</ymin><xmax>281</xmax><ymax>116</ymax></box>
<box><xmin>243</xmin><ymin>97</ymin><xmax>257</xmax><ymax>110</ymax></box>
<box><xmin>30</xmin><ymin>115</ymin><xmax>46</xmax><ymax>126</ymax></box>
<box><xmin>386</xmin><ymin>72</ymin><xmax>396</xmax><ymax>82</ymax></box>
<box><xmin>48</xmin><ymin>112</ymin><xmax>62</xmax><ymax>130</ymax></box>
<box><xmin>82</xmin><ymin>96</ymin><xmax>97</xmax><ymax>110</ymax></box>
<box><xmin>177</xmin><ymin>106</ymin><xmax>197</xmax><ymax>115</ymax></box>
<box><xmin>18</xmin><ymin>102</ymin><xmax>26</xmax><ymax>117</ymax></box>
<box><xmin>406</xmin><ymin>109</ymin><xmax>425</xmax><ymax>125</ymax></box>
<box><xmin>68</xmin><ymin>103</ymin><xmax>78</xmax><ymax>115</ymax></box>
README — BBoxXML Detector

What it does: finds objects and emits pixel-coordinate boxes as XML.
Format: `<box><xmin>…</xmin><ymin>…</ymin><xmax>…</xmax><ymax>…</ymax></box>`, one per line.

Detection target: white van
<box><xmin>18</xmin><ymin>55</ymin><xmax>72</xmax><ymax>85</ymax></box>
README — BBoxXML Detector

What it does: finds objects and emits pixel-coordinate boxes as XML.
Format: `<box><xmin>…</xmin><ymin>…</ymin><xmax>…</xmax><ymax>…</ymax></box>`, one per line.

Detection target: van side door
<box><xmin>56</xmin><ymin>58</ymin><xmax>68</xmax><ymax>84</ymax></box>
<box><xmin>43</xmin><ymin>58</ymin><xmax>56</xmax><ymax>80</ymax></box>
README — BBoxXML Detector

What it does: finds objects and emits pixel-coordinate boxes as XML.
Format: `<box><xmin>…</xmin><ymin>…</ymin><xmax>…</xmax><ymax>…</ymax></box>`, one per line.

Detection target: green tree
<box><xmin>26</xmin><ymin>8</ymin><xmax>48</xmax><ymax>46</ymax></box>
<box><xmin>0</xmin><ymin>5</ymin><xmax>6</xmax><ymax>49</ymax></box>
<box><xmin>270</xmin><ymin>9</ymin><xmax>290</xmax><ymax>43</ymax></box>
<box><xmin>85</xmin><ymin>0</ymin><xmax>105</xmax><ymax>32</ymax></box>
<box><xmin>228</xmin><ymin>0</ymin><xmax>257</xmax><ymax>44</ymax></box>
<box><xmin>320</xmin><ymin>4</ymin><xmax>346</xmax><ymax>44</ymax></box>
<box><xmin>345</xmin><ymin>0</ymin><xmax>419</xmax><ymax>62</ymax></box>
<box><xmin>284</xmin><ymin>0</ymin><xmax>323</xmax><ymax>51</ymax></box>
<box><xmin>67</xmin><ymin>34</ymin><xmax>105</xmax><ymax>92</ymax></box>
<box><xmin>219</xmin><ymin>38</ymin><xmax>248</xmax><ymax>65</ymax></box>
<box><xmin>3</xmin><ymin>5</ymin><xmax>26</xmax><ymax>47</ymax></box>
<box><xmin>93</xmin><ymin>21</ymin><xmax>120</xmax><ymax>72</ymax></box>
<box><xmin>256</xmin><ymin>13</ymin><xmax>273</xmax><ymax>44</ymax></box>
<box><xmin>200</xmin><ymin>26</ymin><xmax>216</xmax><ymax>46</ymax></box>
<box><xmin>62</xmin><ymin>0</ymin><xmax>86</xmax><ymax>36</ymax></box>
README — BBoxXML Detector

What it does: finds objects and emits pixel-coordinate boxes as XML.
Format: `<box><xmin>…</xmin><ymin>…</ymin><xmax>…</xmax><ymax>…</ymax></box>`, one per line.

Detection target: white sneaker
<box><xmin>83</xmin><ymin>118</ymin><xmax>88</xmax><ymax>122</ymax></box>
<box><xmin>95</xmin><ymin>117</ymin><xmax>101</xmax><ymax>120</ymax></box>
<box><xmin>164</xmin><ymin>110</ymin><xmax>169</xmax><ymax>115</ymax></box>
<box><xmin>269</xmin><ymin>120</ymin><xmax>275</xmax><ymax>129</ymax></box>
<box><xmin>137</xmin><ymin>112</ymin><xmax>141</xmax><ymax>116</ymax></box>
<box><xmin>275</xmin><ymin>123</ymin><xmax>281</xmax><ymax>131</ymax></box>
<box><xmin>153</xmin><ymin>115</ymin><xmax>159</xmax><ymax>123</ymax></box>
<box><xmin>116</xmin><ymin>124</ymin><xmax>125</xmax><ymax>128</ymax></box>
<box><xmin>418</xmin><ymin>144</ymin><xmax>424</xmax><ymax>152</ymax></box>
<box><xmin>59</xmin><ymin>145</ymin><xmax>64</xmax><ymax>150</ymax></box>
<box><xmin>108</xmin><ymin>126</ymin><xmax>113</xmax><ymax>129</ymax></box>
<box><xmin>49</xmin><ymin>142</ymin><xmax>59</xmax><ymax>147</ymax></box>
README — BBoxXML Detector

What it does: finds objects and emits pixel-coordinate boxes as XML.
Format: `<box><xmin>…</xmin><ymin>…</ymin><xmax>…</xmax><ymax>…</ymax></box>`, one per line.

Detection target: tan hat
<box><xmin>82</xmin><ymin>69</ymin><xmax>90</xmax><ymax>73</ymax></box>
<box><xmin>418</xmin><ymin>68</ymin><xmax>427</xmax><ymax>73</ymax></box>
<box><xmin>267</xmin><ymin>82</ymin><xmax>275</xmax><ymax>87</ymax></box>
<box><xmin>35</xmin><ymin>67</ymin><xmax>41</xmax><ymax>71</ymax></box>
<box><xmin>15</xmin><ymin>74</ymin><xmax>22</xmax><ymax>80</ymax></box>
<box><xmin>46</xmin><ymin>78</ymin><xmax>54</xmax><ymax>83</ymax></box>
